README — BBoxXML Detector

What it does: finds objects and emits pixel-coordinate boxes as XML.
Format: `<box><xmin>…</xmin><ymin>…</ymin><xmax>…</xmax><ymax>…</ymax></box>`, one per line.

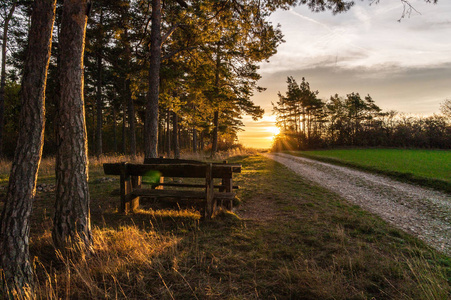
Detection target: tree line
<box><xmin>272</xmin><ymin>77</ymin><xmax>451</xmax><ymax>151</ymax></box>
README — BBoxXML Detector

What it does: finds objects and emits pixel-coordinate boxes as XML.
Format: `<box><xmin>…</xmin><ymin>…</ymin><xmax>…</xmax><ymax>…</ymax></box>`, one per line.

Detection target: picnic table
<box><xmin>103</xmin><ymin>158</ymin><xmax>241</xmax><ymax>218</ymax></box>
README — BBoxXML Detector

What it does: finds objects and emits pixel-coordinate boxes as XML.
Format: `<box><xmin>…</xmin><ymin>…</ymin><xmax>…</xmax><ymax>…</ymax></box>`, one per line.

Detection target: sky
<box><xmin>237</xmin><ymin>0</ymin><xmax>451</xmax><ymax>148</ymax></box>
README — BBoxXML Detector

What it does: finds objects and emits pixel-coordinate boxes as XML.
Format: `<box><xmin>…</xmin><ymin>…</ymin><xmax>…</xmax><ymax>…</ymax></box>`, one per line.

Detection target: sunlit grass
<box><xmin>33</xmin><ymin>226</ymin><xmax>182</xmax><ymax>299</ymax></box>
<box><xmin>2</xmin><ymin>153</ymin><xmax>449</xmax><ymax>298</ymax></box>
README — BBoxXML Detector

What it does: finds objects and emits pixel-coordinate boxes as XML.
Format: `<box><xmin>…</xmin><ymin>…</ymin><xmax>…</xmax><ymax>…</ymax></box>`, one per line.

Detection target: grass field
<box><xmin>0</xmin><ymin>153</ymin><xmax>450</xmax><ymax>298</ymax></box>
<box><xmin>291</xmin><ymin>149</ymin><xmax>451</xmax><ymax>193</ymax></box>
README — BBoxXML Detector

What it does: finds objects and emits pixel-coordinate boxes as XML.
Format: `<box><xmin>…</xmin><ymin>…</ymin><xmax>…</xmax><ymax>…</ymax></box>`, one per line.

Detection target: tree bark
<box><xmin>53</xmin><ymin>0</ymin><xmax>92</xmax><ymax>250</ymax></box>
<box><xmin>200</xmin><ymin>131</ymin><xmax>204</xmax><ymax>151</ymax></box>
<box><xmin>0</xmin><ymin>1</ymin><xmax>17</xmax><ymax>157</ymax></box>
<box><xmin>95</xmin><ymin>9</ymin><xmax>104</xmax><ymax>158</ymax></box>
<box><xmin>122</xmin><ymin>106</ymin><xmax>126</xmax><ymax>154</ymax></box>
<box><xmin>165</xmin><ymin>108</ymin><xmax>170</xmax><ymax>157</ymax></box>
<box><xmin>95</xmin><ymin>53</ymin><xmax>103</xmax><ymax>157</ymax></box>
<box><xmin>173</xmin><ymin>111</ymin><xmax>180</xmax><ymax>159</ymax></box>
<box><xmin>212</xmin><ymin>110</ymin><xmax>219</xmax><ymax>155</ymax></box>
<box><xmin>144</xmin><ymin>0</ymin><xmax>161</xmax><ymax>159</ymax></box>
<box><xmin>0</xmin><ymin>0</ymin><xmax>56</xmax><ymax>296</ymax></box>
<box><xmin>211</xmin><ymin>43</ymin><xmax>221</xmax><ymax>156</ymax></box>
<box><xmin>126</xmin><ymin>79</ymin><xmax>136</xmax><ymax>157</ymax></box>
<box><xmin>123</xmin><ymin>28</ymin><xmax>136</xmax><ymax>158</ymax></box>
<box><xmin>193</xmin><ymin>128</ymin><xmax>197</xmax><ymax>152</ymax></box>
<box><xmin>113</xmin><ymin>105</ymin><xmax>118</xmax><ymax>153</ymax></box>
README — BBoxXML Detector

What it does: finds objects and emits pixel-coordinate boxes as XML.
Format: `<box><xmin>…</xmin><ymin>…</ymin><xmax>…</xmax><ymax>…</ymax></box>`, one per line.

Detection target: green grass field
<box><xmin>292</xmin><ymin>149</ymin><xmax>451</xmax><ymax>193</ymax></box>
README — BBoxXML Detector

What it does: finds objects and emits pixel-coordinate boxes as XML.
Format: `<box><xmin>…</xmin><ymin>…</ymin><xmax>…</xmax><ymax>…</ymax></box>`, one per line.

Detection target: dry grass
<box><xmin>33</xmin><ymin>226</ymin><xmax>182</xmax><ymax>299</ymax></box>
<box><xmin>1</xmin><ymin>153</ymin><xmax>449</xmax><ymax>299</ymax></box>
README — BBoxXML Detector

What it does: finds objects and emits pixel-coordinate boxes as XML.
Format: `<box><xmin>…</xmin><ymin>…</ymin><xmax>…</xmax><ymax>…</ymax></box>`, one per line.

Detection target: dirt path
<box><xmin>265</xmin><ymin>153</ymin><xmax>451</xmax><ymax>255</ymax></box>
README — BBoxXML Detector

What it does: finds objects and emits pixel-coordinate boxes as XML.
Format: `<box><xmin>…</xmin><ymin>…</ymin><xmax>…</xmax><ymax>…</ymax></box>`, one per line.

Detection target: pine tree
<box><xmin>0</xmin><ymin>0</ymin><xmax>56</xmax><ymax>296</ymax></box>
<box><xmin>53</xmin><ymin>0</ymin><xmax>92</xmax><ymax>251</ymax></box>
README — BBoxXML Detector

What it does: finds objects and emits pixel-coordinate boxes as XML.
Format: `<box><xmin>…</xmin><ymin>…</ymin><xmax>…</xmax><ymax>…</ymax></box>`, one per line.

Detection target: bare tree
<box><xmin>0</xmin><ymin>0</ymin><xmax>56</xmax><ymax>296</ymax></box>
<box><xmin>440</xmin><ymin>99</ymin><xmax>451</xmax><ymax>119</ymax></box>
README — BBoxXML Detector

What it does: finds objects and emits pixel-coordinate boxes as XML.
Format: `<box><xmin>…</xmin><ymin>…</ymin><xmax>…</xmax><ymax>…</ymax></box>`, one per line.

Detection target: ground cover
<box><xmin>292</xmin><ymin>149</ymin><xmax>451</xmax><ymax>193</ymax></box>
<box><xmin>0</xmin><ymin>154</ymin><xmax>449</xmax><ymax>299</ymax></box>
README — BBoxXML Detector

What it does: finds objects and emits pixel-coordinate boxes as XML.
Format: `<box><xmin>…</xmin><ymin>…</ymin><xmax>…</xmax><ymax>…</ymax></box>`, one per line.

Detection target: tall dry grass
<box><xmin>33</xmin><ymin>225</ymin><xmax>183</xmax><ymax>299</ymax></box>
<box><xmin>0</xmin><ymin>148</ymin><xmax>258</xmax><ymax>179</ymax></box>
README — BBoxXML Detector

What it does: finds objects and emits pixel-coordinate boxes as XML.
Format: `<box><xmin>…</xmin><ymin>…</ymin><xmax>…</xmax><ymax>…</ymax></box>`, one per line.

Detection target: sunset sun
<box><xmin>266</xmin><ymin>126</ymin><xmax>280</xmax><ymax>138</ymax></box>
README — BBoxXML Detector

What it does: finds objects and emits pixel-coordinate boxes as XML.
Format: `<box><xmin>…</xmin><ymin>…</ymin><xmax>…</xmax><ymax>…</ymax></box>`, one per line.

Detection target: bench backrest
<box><xmin>103</xmin><ymin>163</ymin><xmax>241</xmax><ymax>179</ymax></box>
<box><xmin>143</xmin><ymin>158</ymin><xmax>203</xmax><ymax>165</ymax></box>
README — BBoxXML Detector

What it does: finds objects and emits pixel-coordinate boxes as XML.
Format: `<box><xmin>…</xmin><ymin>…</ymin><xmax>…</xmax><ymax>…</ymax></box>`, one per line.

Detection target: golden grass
<box><xmin>2</xmin><ymin>153</ymin><xmax>449</xmax><ymax>299</ymax></box>
<box><xmin>33</xmin><ymin>226</ymin><xmax>182</xmax><ymax>299</ymax></box>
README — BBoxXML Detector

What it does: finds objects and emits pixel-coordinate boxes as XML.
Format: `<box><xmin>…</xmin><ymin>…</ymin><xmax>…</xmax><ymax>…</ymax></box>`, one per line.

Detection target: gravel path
<box><xmin>265</xmin><ymin>153</ymin><xmax>451</xmax><ymax>255</ymax></box>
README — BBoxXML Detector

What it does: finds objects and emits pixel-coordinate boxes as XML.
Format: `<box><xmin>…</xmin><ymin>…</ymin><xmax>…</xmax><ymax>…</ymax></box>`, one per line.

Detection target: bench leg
<box><xmin>220</xmin><ymin>176</ymin><xmax>233</xmax><ymax>210</ymax></box>
<box><xmin>224</xmin><ymin>178</ymin><xmax>233</xmax><ymax>210</ymax></box>
<box><xmin>130</xmin><ymin>175</ymin><xmax>141</xmax><ymax>211</ymax></box>
<box><xmin>120</xmin><ymin>174</ymin><xmax>131</xmax><ymax>213</ymax></box>
<box><xmin>120</xmin><ymin>163</ymin><xmax>140</xmax><ymax>214</ymax></box>
<box><xmin>205</xmin><ymin>164</ymin><xmax>215</xmax><ymax>219</ymax></box>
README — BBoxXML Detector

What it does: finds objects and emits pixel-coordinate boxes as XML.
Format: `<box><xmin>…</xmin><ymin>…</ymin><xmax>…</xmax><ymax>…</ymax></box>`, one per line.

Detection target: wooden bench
<box><xmin>103</xmin><ymin>160</ymin><xmax>241</xmax><ymax>218</ymax></box>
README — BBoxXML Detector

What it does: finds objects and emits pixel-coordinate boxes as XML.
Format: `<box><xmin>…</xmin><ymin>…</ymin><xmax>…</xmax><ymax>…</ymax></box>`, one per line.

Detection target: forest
<box><xmin>272</xmin><ymin>77</ymin><xmax>451</xmax><ymax>151</ymax></box>
<box><xmin>1</xmin><ymin>0</ymin><xmax>289</xmax><ymax>159</ymax></box>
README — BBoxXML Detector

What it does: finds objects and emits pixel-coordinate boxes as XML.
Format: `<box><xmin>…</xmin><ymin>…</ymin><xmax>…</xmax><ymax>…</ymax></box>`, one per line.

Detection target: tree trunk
<box><xmin>144</xmin><ymin>0</ymin><xmax>161</xmax><ymax>159</ymax></box>
<box><xmin>113</xmin><ymin>105</ymin><xmax>118</xmax><ymax>152</ymax></box>
<box><xmin>53</xmin><ymin>0</ymin><xmax>92</xmax><ymax>250</ymax></box>
<box><xmin>173</xmin><ymin>111</ymin><xmax>180</xmax><ymax>159</ymax></box>
<box><xmin>121</xmin><ymin>107</ymin><xmax>126</xmax><ymax>154</ymax></box>
<box><xmin>0</xmin><ymin>1</ymin><xmax>17</xmax><ymax>157</ymax></box>
<box><xmin>126</xmin><ymin>80</ymin><xmax>136</xmax><ymax>157</ymax></box>
<box><xmin>124</xmin><ymin>28</ymin><xmax>136</xmax><ymax>158</ymax></box>
<box><xmin>211</xmin><ymin>42</ymin><xmax>221</xmax><ymax>156</ymax></box>
<box><xmin>200</xmin><ymin>131</ymin><xmax>204</xmax><ymax>151</ymax></box>
<box><xmin>95</xmin><ymin>52</ymin><xmax>103</xmax><ymax>158</ymax></box>
<box><xmin>0</xmin><ymin>0</ymin><xmax>56</xmax><ymax>296</ymax></box>
<box><xmin>165</xmin><ymin>108</ymin><xmax>170</xmax><ymax>157</ymax></box>
<box><xmin>95</xmin><ymin>9</ymin><xmax>103</xmax><ymax>158</ymax></box>
<box><xmin>212</xmin><ymin>111</ymin><xmax>219</xmax><ymax>155</ymax></box>
<box><xmin>193</xmin><ymin>128</ymin><xmax>197</xmax><ymax>152</ymax></box>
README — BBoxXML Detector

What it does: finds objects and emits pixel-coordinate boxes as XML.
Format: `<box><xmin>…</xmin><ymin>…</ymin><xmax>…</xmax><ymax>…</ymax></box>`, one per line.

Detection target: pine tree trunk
<box><xmin>165</xmin><ymin>108</ymin><xmax>171</xmax><ymax>157</ymax></box>
<box><xmin>0</xmin><ymin>0</ymin><xmax>56</xmax><ymax>296</ymax></box>
<box><xmin>200</xmin><ymin>131</ymin><xmax>204</xmax><ymax>151</ymax></box>
<box><xmin>53</xmin><ymin>0</ymin><xmax>92</xmax><ymax>250</ymax></box>
<box><xmin>212</xmin><ymin>111</ymin><xmax>219</xmax><ymax>155</ymax></box>
<box><xmin>173</xmin><ymin>111</ymin><xmax>180</xmax><ymax>159</ymax></box>
<box><xmin>0</xmin><ymin>1</ymin><xmax>17</xmax><ymax>157</ymax></box>
<box><xmin>113</xmin><ymin>105</ymin><xmax>118</xmax><ymax>152</ymax></box>
<box><xmin>95</xmin><ymin>53</ymin><xmax>103</xmax><ymax>158</ymax></box>
<box><xmin>144</xmin><ymin>0</ymin><xmax>161</xmax><ymax>159</ymax></box>
<box><xmin>193</xmin><ymin>128</ymin><xmax>197</xmax><ymax>152</ymax></box>
<box><xmin>126</xmin><ymin>80</ymin><xmax>136</xmax><ymax>157</ymax></box>
<box><xmin>124</xmin><ymin>28</ymin><xmax>136</xmax><ymax>158</ymax></box>
<box><xmin>122</xmin><ymin>107</ymin><xmax>126</xmax><ymax>154</ymax></box>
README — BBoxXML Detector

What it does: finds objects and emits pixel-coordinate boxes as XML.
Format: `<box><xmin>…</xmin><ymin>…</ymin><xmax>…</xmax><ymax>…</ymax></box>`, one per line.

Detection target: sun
<box><xmin>266</xmin><ymin>126</ymin><xmax>280</xmax><ymax>137</ymax></box>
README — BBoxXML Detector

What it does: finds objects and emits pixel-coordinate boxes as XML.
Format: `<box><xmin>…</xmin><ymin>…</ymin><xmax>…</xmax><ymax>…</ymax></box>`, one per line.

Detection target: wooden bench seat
<box><xmin>103</xmin><ymin>161</ymin><xmax>241</xmax><ymax>218</ymax></box>
<box><xmin>129</xmin><ymin>189</ymin><xmax>235</xmax><ymax>200</ymax></box>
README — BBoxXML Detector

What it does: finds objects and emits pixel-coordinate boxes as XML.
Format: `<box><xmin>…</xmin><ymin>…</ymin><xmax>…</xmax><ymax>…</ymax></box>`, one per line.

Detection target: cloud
<box><xmin>265</xmin><ymin>1</ymin><xmax>451</xmax><ymax>72</ymax></box>
<box><xmin>256</xmin><ymin>63</ymin><xmax>451</xmax><ymax>115</ymax></box>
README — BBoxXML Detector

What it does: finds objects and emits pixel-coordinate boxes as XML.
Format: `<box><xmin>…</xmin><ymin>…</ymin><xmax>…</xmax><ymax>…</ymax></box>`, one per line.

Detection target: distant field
<box><xmin>292</xmin><ymin>149</ymin><xmax>451</xmax><ymax>192</ymax></box>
